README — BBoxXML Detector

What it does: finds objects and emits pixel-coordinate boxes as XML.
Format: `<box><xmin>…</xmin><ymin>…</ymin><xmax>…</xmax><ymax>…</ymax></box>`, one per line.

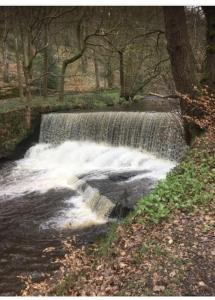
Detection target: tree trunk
<box><xmin>202</xmin><ymin>7</ymin><xmax>215</xmax><ymax>90</ymax></box>
<box><xmin>23</xmin><ymin>68</ymin><xmax>32</xmax><ymax>101</ymax></box>
<box><xmin>2</xmin><ymin>8</ymin><xmax>9</xmax><ymax>83</ymax></box>
<box><xmin>19</xmin><ymin>24</ymin><xmax>32</xmax><ymax>101</ymax></box>
<box><xmin>93</xmin><ymin>51</ymin><xmax>100</xmax><ymax>90</ymax></box>
<box><xmin>106</xmin><ymin>59</ymin><xmax>114</xmax><ymax>89</ymax></box>
<box><xmin>25</xmin><ymin>105</ymin><xmax>31</xmax><ymax>130</ymax></box>
<box><xmin>15</xmin><ymin>37</ymin><xmax>24</xmax><ymax>100</ymax></box>
<box><xmin>27</xmin><ymin>32</ymin><xmax>33</xmax><ymax>80</ymax></box>
<box><xmin>163</xmin><ymin>7</ymin><xmax>198</xmax><ymax>96</ymax></box>
<box><xmin>58</xmin><ymin>49</ymin><xmax>86</xmax><ymax>101</ymax></box>
<box><xmin>43</xmin><ymin>23</ymin><xmax>49</xmax><ymax>99</ymax></box>
<box><xmin>58</xmin><ymin>62</ymin><xmax>67</xmax><ymax>101</ymax></box>
<box><xmin>77</xmin><ymin>21</ymin><xmax>87</xmax><ymax>74</ymax></box>
<box><xmin>2</xmin><ymin>42</ymin><xmax>9</xmax><ymax>83</ymax></box>
<box><xmin>119</xmin><ymin>51</ymin><xmax>126</xmax><ymax>98</ymax></box>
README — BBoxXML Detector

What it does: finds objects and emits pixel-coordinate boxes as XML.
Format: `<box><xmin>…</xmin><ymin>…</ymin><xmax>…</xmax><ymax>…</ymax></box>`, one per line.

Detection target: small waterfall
<box><xmin>43</xmin><ymin>175</ymin><xmax>115</xmax><ymax>230</ymax></box>
<box><xmin>40</xmin><ymin>112</ymin><xmax>187</xmax><ymax>161</ymax></box>
<box><xmin>67</xmin><ymin>176</ymin><xmax>115</xmax><ymax>219</ymax></box>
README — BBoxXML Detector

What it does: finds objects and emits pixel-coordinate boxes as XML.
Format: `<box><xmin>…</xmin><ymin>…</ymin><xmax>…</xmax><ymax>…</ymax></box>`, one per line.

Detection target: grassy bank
<box><xmin>0</xmin><ymin>90</ymin><xmax>120</xmax><ymax>113</ymax></box>
<box><xmin>22</xmin><ymin>130</ymin><xmax>215</xmax><ymax>296</ymax></box>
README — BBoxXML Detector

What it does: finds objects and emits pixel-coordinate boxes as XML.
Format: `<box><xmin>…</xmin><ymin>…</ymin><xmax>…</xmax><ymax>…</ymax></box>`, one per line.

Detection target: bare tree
<box><xmin>58</xmin><ymin>8</ymin><xmax>110</xmax><ymax>101</ymax></box>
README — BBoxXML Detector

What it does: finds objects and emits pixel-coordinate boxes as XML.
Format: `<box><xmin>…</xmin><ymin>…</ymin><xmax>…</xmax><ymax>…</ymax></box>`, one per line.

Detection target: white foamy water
<box><xmin>0</xmin><ymin>140</ymin><xmax>176</xmax><ymax>229</ymax></box>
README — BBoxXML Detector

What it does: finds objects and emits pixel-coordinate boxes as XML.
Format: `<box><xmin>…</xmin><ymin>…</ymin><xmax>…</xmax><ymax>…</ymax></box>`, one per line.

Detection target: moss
<box><xmin>0</xmin><ymin>109</ymin><xmax>29</xmax><ymax>157</ymax></box>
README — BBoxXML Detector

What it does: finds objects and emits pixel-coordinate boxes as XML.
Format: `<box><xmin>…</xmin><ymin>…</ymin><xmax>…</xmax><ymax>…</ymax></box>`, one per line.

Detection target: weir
<box><xmin>39</xmin><ymin>112</ymin><xmax>188</xmax><ymax>161</ymax></box>
<box><xmin>0</xmin><ymin>111</ymin><xmax>183</xmax><ymax>295</ymax></box>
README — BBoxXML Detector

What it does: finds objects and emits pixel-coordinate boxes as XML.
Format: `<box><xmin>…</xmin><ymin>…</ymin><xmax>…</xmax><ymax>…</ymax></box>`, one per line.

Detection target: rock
<box><xmin>168</xmin><ymin>238</ymin><xmax>173</xmax><ymax>244</ymax></box>
<box><xmin>198</xmin><ymin>281</ymin><xmax>207</xmax><ymax>287</ymax></box>
<box><xmin>153</xmin><ymin>285</ymin><xmax>165</xmax><ymax>292</ymax></box>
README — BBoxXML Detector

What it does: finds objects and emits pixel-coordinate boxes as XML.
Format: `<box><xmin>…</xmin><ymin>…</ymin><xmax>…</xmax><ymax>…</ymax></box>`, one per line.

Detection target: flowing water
<box><xmin>40</xmin><ymin>112</ymin><xmax>187</xmax><ymax>161</ymax></box>
<box><xmin>0</xmin><ymin>111</ymin><xmax>187</xmax><ymax>295</ymax></box>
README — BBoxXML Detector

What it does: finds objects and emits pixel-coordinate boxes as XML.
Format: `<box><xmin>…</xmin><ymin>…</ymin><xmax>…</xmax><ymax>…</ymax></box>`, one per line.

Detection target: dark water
<box><xmin>0</xmin><ymin>160</ymin><xmax>155</xmax><ymax>295</ymax></box>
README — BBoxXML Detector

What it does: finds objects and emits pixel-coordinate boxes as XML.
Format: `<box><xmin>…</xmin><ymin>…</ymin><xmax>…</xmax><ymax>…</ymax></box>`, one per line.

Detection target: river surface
<box><xmin>0</xmin><ymin>140</ymin><xmax>176</xmax><ymax>295</ymax></box>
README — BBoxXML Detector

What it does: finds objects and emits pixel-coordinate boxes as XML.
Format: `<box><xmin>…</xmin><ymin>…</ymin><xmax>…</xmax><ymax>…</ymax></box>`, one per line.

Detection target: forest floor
<box><xmin>21</xmin><ymin>129</ymin><xmax>215</xmax><ymax>296</ymax></box>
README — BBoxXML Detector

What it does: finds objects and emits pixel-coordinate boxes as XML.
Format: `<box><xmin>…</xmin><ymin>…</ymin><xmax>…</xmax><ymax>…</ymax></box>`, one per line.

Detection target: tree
<box><xmin>57</xmin><ymin>8</ymin><xmax>110</xmax><ymax>101</ymax></box>
<box><xmin>14</xmin><ymin>36</ymin><xmax>24</xmax><ymax>100</ymax></box>
<box><xmin>163</xmin><ymin>6</ymin><xmax>199</xmax><ymax>96</ymax></box>
<box><xmin>93</xmin><ymin>49</ymin><xmax>100</xmax><ymax>89</ymax></box>
<box><xmin>16</xmin><ymin>8</ymin><xmax>50</xmax><ymax>101</ymax></box>
<box><xmin>95</xmin><ymin>7</ymin><xmax>169</xmax><ymax>100</ymax></box>
<box><xmin>0</xmin><ymin>8</ymin><xmax>10</xmax><ymax>83</ymax></box>
<box><xmin>104</xmin><ymin>29</ymin><xmax>166</xmax><ymax>100</ymax></box>
<box><xmin>202</xmin><ymin>6</ymin><xmax>215</xmax><ymax>90</ymax></box>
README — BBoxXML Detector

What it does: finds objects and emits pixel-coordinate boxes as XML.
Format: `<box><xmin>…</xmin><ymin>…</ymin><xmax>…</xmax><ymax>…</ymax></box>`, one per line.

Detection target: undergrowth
<box><xmin>0</xmin><ymin>90</ymin><xmax>120</xmax><ymax>113</ymax></box>
<box><xmin>135</xmin><ymin>147</ymin><xmax>215</xmax><ymax>224</ymax></box>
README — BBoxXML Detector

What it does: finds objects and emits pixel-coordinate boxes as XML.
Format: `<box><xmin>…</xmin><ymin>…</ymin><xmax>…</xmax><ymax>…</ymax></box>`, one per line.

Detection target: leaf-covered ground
<box><xmin>21</xmin><ymin>130</ymin><xmax>215</xmax><ymax>296</ymax></box>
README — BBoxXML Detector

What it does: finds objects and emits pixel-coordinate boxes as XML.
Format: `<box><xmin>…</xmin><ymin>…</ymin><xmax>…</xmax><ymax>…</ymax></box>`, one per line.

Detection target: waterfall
<box><xmin>43</xmin><ymin>175</ymin><xmax>115</xmax><ymax>230</ymax></box>
<box><xmin>39</xmin><ymin>112</ymin><xmax>187</xmax><ymax>161</ymax></box>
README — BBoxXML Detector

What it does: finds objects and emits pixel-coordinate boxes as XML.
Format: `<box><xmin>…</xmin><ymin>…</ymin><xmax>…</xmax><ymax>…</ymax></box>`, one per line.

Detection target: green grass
<box><xmin>54</xmin><ymin>274</ymin><xmax>78</xmax><ymax>296</ymax></box>
<box><xmin>135</xmin><ymin>146</ymin><xmax>215</xmax><ymax>224</ymax></box>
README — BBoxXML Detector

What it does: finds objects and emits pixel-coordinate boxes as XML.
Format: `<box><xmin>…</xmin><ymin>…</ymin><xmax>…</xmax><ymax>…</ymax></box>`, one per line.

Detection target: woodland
<box><xmin>0</xmin><ymin>6</ymin><xmax>214</xmax><ymax>296</ymax></box>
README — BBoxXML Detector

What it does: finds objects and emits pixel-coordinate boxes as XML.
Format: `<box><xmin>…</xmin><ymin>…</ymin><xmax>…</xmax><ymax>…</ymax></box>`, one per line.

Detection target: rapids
<box><xmin>0</xmin><ymin>141</ymin><xmax>175</xmax><ymax>229</ymax></box>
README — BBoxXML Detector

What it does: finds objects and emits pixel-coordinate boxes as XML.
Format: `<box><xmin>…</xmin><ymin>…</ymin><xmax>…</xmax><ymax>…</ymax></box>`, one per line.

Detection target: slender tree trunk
<box><xmin>106</xmin><ymin>59</ymin><xmax>114</xmax><ymax>89</ymax></box>
<box><xmin>163</xmin><ymin>7</ymin><xmax>198</xmax><ymax>96</ymax></box>
<box><xmin>43</xmin><ymin>23</ymin><xmax>49</xmax><ymax>99</ymax></box>
<box><xmin>23</xmin><ymin>68</ymin><xmax>32</xmax><ymax>101</ymax></box>
<box><xmin>77</xmin><ymin>21</ymin><xmax>87</xmax><ymax>73</ymax></box>
<box><xmin>15</xmin><ymin>37</ymin><xmax>24</xmax><ymax>100</ymax></box>
<box><xmin>20</xmin><ymin>28</ymin><xmax>32</xmax><ymax>101</ymax></box>
<box><xmin>27</xmin><ymin>32</ymin><xmax>34</xmax><ymax>80</ymax></box>
<box><xmin>2</xmin><ymin>8</ymin><xmax>9</xmax><ymax>83</ymax></box>
<box><xmin>2</xmin><ymin>42</ymin><xmax>9</xmax><ymax>83</ymax></box>
<box><xmin>58</xmin><ymin>62</ymin><xmax>67</xmax><ymax>101</ymax></box>
<box><xmin>20</xmin><ymin>30</ymin><xmax>32</xmax><ymax>128</ymax></box>
<box><xmin>119</xmin><ymin>51</ymin><xmax>125</xmax><ymax>98</ymax></box>
<box><xmin>25</xmin><ymin>106</ymin><xmax>31</xmax><ymax>130</ymax></box>
<box><xmin>93</xmin><ymin>51</ymin><xmax>100</xmax><ymax>90</ymax></box>
<box><xmin>81</xmin><ymin>24</ymin><xmax>88</xmax><ymax>73</ymax></box>
<box><xmin>202</xmin><ymin>7</ymin><xmax>215</xmax><ymax>90</ymax></box>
